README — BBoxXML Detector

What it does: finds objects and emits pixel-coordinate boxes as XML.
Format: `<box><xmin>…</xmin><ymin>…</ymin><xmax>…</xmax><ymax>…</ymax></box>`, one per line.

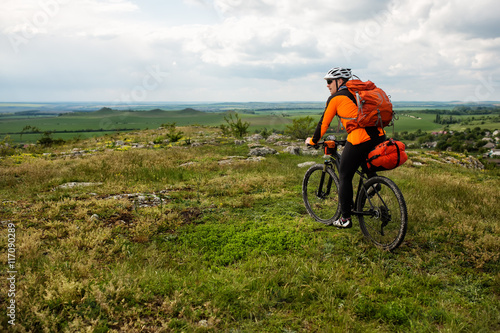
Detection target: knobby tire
<box><xmin>356</xmin><ymin>176</ymin><xmax>407</xmax><ymax>251</ymax></box>
<box><xmin>302</xmin><ymin>164</ymin><xmax>340</xmax><ymax>225</ymax></box>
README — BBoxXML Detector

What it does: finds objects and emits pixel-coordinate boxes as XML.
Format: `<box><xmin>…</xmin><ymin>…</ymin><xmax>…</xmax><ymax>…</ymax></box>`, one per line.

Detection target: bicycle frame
<box><xmin>321</xmin><ymin>142</ymin><xmax>377</xmax><ymax>218</ymax></box>
<box><xmin>352</xmin><ymin>175</ymin><xmax>377</xmax><ymax>217</ymax></box>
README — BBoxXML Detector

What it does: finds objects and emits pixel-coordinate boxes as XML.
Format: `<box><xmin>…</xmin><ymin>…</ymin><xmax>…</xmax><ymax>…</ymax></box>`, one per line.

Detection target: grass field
<box><xmin>1</xmin><ymin>106</ymin><xmax>499</xmax><ymax>144</ymax></box>
<box><xmin>1</xmin><ymin>109</ymin><xmax>304</xmax><ymax>143</ymax></box>
<box><xmin>0</xmin><ymin>127</ymin><xmax>499</xmax><ymax>332</ymax></box>
<box><xmin>392</xmin><ymin>113</ymin><xmax>442</xmax><ymax>132</ymax></box>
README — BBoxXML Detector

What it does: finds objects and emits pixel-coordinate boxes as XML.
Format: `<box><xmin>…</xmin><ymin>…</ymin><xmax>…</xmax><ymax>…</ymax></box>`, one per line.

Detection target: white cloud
<box><xmin>91</xmin><ymin>0</ymin><xmax>139</xmax><ymax>13</ymax></box>
<box><xmin>0</xmin><ymin>0</ymin><xmax>499</xmax><ymax>102</ymax></box>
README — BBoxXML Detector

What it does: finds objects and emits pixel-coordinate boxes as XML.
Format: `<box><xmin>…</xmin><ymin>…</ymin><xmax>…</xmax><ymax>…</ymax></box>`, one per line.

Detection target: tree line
<box><xmin>394</xmin><ymin>127</ymin><xmax>498</xmax><ymax>153</ymax></box>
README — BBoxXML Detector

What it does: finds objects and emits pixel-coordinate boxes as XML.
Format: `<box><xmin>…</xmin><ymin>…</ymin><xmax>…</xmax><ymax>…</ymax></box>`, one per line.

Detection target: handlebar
<box><xmin>306</xmin><ymin>139</ymin><xmax>346</xmax><ymax>149</ymax></box>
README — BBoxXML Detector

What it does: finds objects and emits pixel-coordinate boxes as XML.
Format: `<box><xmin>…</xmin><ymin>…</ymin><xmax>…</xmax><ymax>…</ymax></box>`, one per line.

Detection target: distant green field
<box><xmin>394</xmin><ymin>112</ymin><xmax>442</xmax><ymax>132</ymax></box>
<box><xmin>393</xmin><ymin>106</ymin><xmax>455</xmax><ymax>111</ymax></box>
<box><xmin>0</xmin><ymin>109</ymin><xmax>297</xmax><ymax>143</ymax></box>
<box><xmin>1</xmin><ymin>108</ymin><xmax>498</xmax><ymax>143</ymax></box>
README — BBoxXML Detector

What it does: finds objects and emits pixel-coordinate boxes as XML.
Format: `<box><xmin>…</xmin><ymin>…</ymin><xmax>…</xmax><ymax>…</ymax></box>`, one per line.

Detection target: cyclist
<box><xmin>305</xmin><ymin>67</ymin><xmax>386</xmax><ymax>228</ymax></box>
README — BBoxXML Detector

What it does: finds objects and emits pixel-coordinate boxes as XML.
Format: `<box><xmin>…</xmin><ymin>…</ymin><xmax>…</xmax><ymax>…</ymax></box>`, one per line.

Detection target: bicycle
<box><xmin>302</xmin><ymin>136</ymin><xmax>407</xmax><ymax>251</ymax></box>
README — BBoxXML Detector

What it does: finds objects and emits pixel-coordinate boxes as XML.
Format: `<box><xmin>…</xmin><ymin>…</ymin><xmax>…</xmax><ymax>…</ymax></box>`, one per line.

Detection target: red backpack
<box><xmin>366</xmin><ymin>138</ymin><xmax>407</xmax><ymax>172</ymax></box>
<box><xmin>343</xmin><ymin>80</ymin><xmax>393</xmax><ymax>134</ymax></box>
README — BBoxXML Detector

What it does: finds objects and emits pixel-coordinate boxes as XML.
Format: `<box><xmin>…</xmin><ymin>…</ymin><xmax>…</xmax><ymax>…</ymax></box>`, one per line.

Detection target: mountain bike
<box><xmin>302</xmin><ymin>136</ymin><xmax>407</xmax><ymax>251</ymax></box>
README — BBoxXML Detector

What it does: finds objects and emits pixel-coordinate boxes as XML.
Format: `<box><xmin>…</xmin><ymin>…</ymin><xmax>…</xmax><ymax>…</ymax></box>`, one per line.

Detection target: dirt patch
<box><xmin>98</xmin><ymin>211</ymin><xmax>135</xmax><ymax>228</ymax></box>
<box><xmin>179</xmin><ymin>207</ymin><xmax>203</xmax><ymax>224</ymax></box>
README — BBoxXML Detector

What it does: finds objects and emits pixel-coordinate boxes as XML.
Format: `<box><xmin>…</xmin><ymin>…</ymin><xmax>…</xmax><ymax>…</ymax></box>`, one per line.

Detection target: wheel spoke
<box><xmin>357</xmin><ymin>177</ymin><xmax>407</xmax><ymax>251</ymax></box>
<box><xmin>302</xmin><ymin>165</ymin><xmax>340</xmax><ymax>224</ymax></box>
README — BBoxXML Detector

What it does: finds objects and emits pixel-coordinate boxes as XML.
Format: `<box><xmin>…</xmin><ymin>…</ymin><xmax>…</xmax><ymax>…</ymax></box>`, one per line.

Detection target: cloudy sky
<box><xmin>1</xmin><ymin>0</ymin><xmax>499</xmax><ymax>103</ymax></box>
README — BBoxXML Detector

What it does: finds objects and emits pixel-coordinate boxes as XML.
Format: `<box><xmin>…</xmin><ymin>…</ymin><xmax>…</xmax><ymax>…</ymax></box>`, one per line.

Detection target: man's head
<box><xmin>324</xmin><ymin>67</ymin><xmax>352</xmax><ymax>81</ymax></box>
<box><xmin>324</xmin><ymin>67</ymin><xmax>352</xmax><ymax>94</ymax></box>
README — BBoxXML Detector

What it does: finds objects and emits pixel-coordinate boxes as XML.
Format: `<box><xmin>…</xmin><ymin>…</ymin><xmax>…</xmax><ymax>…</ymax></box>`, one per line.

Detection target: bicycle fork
<box><xmin>316</xmin><ymin>164</ymin><xmax>333</xmax><ymax>199</ymax></box>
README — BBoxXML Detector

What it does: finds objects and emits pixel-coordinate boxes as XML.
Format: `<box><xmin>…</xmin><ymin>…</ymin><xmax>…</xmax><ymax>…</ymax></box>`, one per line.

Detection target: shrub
<box><xmin>161</xmin><ymin>122</ymin><xmax>184</xmax><ymax>143</ymax></box>
<box><xmin>166</xmin><ymin>131</ymin><xmax>183</xmax><ymax>143</ymax></box>
<box><xmin>219</xmin><ymin>124</ymin><xmax>230</xmax><ymax>137</ymax></box>
<box><xmin>285</xmin><ymin>116</ymin><xmax>316</xmax><ymax>140</ymax></box>
<box><xmin>223</xmin><ymin>112</ymin><xmax>249</xmax><ymax>138</ymax></box>
<box><xmin>259</xmin><ymin>128</ymin><xmax>273</xmax><ymax>139</ymax></box>
<box><xmin>37</xmin><ymin>132</ymin><xmax>65</xmax><ymax>147</ymax></box>
<box><xmin>0</xmin><ymin>136</ymin><xmax>15</xmax><ymax>156</ymax></box>
<box><xmin>153</xmin><ymin>136</ymin><xmax>166</xmax><ymax>144</ymax></box>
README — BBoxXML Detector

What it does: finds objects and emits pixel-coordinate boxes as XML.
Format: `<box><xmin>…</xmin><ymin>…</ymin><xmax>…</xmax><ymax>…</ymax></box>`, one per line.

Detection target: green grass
<box><xmin>0</xmin><ymin>127</ymin><xmax>499</xmax><ymax>332</ymax></box>
<box><xmin>394</xmin><ymin>113</ymin><xmax>442</xmax><ymax>132</ymax></box>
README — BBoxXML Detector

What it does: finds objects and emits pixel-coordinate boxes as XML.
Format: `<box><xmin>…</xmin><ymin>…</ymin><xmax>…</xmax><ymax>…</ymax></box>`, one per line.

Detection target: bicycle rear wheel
<box><xmin>357</xmin><ymin>176</ymin><xmax>407</xmax><ymax>251</ymax></box>
<box><xmin>302</xmin><ymin>164</ymin><xmax>340</xmax><ymax>225</ymax></box>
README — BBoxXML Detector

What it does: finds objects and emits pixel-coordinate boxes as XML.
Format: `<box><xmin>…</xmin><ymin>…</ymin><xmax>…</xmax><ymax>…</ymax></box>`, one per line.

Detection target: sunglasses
<box><xmin>326</xmin><ymin>79</ymin><xmax>334</xmax><ymax>84</ymax></box>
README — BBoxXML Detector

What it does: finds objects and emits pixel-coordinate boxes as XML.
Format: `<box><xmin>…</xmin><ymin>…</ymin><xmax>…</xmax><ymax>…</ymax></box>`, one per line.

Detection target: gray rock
<box><xmin>265</xmin><ymin>134</ymin><xmax>285</xmax><ymax>143</ymax></box>
<box><xmin>219</xmin><ymin>156</ymin><xmax>261</xmax><ymax>165</ymax></box>
<box><xmin>284</xmin><ymin>146</ymin><xmax>301</xmax><ymax>155</ymax></box>
<box><xmin>248</xmin><ymin>147</ymin><xmax>277</xmax><ymax>156</ymax></box>
<box><xmin>58</xmin><ymin>182</ymin><xmax>102</xmax><ymax>189</ymax></box>
<box><xmin>246</xmin><ymin>156</ymin><xmax>266</xmax><ymax>162</ymax></box>
<box><xmin>301</xmin><ymin>148</ymin><xmax>322</xmax><ymax>156</ymax></box>
<box><xmin>106</xmin><ymin>193</ymin><xmax>165</xmax><ymax>208</ymax></box>
<box><xmin>298</xmin><ymin>161</ymin><xmax>316</xmax><ymax>168</ymax></box>
<box><xmin>246</xmin><ymin>134</ymin><xmax>264</xmax><ymax>142</ymax></box>
<box><xmin>179</xmin><ymin>162</ymin><xmax>197</xmax><ymax>167</ymax></box>
<box><xmin>218</xmin><ymin>159</ymin><xmax>234</xmax><ymax>166</ymax></box>
<box><xmin>444</xmin><ymin>156</ymin><xmax>484</xmax><ymax>170</ymax></box>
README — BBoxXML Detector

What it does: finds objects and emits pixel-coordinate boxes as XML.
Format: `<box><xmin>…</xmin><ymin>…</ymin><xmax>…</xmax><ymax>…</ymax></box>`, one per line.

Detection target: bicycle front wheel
<box><xmin>302</xmin><ymin>164</ymin><xmax>340</xmax><ymax>225</ymax></box>
<box><xmin>357</xmin><ymin>176</ymin><xmax>407</xmax><ymax>251</ymax></box>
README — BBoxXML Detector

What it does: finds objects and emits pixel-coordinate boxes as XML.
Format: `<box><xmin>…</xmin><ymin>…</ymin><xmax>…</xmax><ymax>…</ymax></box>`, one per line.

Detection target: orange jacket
<box><xmin>312</xmin><ymin>89</ymin><xmax>385</xmax><ymax>145</ymax></box>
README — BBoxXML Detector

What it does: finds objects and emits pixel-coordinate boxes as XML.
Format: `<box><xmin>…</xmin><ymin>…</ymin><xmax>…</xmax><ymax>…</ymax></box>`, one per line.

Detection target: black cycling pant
<box><xmin>338</xmin><ymin>132</ymin><xmax>386</xmax><ymax>218</ymax></box>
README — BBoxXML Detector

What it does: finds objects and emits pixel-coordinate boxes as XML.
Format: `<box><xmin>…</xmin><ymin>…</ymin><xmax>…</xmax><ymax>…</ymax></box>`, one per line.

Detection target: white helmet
<box><xmin>324</xmin><ymin>67</ymin><xmax>352</xmax><ymax>80</ymax></box>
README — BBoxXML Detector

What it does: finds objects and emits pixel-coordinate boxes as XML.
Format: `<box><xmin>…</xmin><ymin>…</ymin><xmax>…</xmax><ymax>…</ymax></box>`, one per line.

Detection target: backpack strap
<box><xmin>327</xmin><ymin>87</ymin><xmax>357</xmax><ymax>105</ymax></box>
<box><xmin>394</xmin><ymin>140</ymin><xmax>401</xmax><ymax>166</ymax></box>
<box><xmin>387</xmin><ymin>138</ymin><xmax>401</xmax><ymax>166</ymax></box>
<box><xmin>366</xmin><ymin>154</ymin><xmax>380</xmax><ymax>164</ymax></box>
<box><xmin>334</xmin><ymin>88</ymin><xmax>358</xmax><ymax>123</ymax></box>
<box><xmin>326</xmin><ymin>88</ymin><xmax>357</xmax><ymax>131</ymax></box>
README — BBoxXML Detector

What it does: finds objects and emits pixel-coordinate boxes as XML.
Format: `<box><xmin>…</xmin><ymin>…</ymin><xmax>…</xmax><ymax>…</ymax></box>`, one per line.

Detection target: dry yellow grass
<box><xmin>1</xmin><ymin>129</ymin><xmax>499</xmax><ymax>332</ymax></box>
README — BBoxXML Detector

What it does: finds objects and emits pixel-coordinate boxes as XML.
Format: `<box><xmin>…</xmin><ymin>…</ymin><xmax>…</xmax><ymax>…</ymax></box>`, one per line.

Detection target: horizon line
<box><xmin>1</xmin><ymin>100</ymin><xmax>499</xmax><ymax>104</ymax></box>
